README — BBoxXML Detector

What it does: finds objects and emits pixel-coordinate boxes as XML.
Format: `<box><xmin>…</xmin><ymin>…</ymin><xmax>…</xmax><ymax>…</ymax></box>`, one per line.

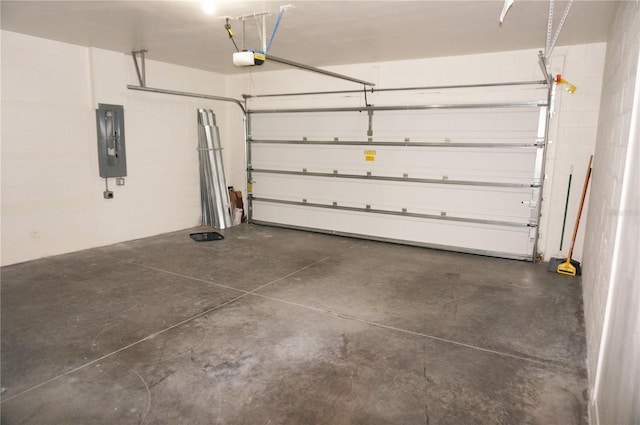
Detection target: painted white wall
<box><xmin>1</xmin><ymin>31</ymin><xmax>243</xmax><ymax>266</ymax></box>
<box><xmin>228</xmin><ymin>43</ymin><xmax>607</xmax><ymax>262</ymax></box>
<box><xmin>581</xmin><ymin>1</ymin><xmax>640</xmax><ymax>424</ymax></box>
<box><xmin>0</xmin><ymin>30</ymin><xmax>607</xmax><ymax>266</ymax></box>
<box><xmin>543</xmin><ymin>44</ymin><xmax>607</xmax><ymax>262</ymax></box>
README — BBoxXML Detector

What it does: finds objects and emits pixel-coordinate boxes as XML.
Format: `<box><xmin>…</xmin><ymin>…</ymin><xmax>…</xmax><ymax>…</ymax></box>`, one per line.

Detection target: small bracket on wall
<box><xmin>537</xmin><ymin>51</ymin><xmax>553</xmax><ymax>86</ymax></box>
<box><xmin>132</xmin><ymin>49</ymin><xmax>148</xmax><ymax>87</ymax></box>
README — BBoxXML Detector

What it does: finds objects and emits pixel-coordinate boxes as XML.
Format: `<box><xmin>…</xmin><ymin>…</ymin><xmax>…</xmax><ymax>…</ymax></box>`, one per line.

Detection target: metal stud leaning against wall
<box><xmin>197</xmin><ymin>109</ymin><xmax>232</xmax><ymax>229</ymax></box>
<box><xmin>128</xmin><ymin>50</ymin><xmax>248</xmax><ymax>229</ymax></box>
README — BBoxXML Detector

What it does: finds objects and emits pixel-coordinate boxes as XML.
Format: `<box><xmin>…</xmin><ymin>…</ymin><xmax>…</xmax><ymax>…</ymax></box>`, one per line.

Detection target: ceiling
<box><xmin>1</xmin><ymin>0</ymin><xmax>618</xmax><ymax>75</ymax></box>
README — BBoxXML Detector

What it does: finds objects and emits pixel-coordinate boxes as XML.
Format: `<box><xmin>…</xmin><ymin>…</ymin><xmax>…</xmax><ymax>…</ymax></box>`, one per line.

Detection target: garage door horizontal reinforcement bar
<box><xmin>248</xmin><ymin>101</ymin><xmax>547</xmax><ymax>114</ymax></box>
<box><xmin>244</xmin><ymin>80</ymin><xmax>548</xmax><ymax>99</ymax></box>
<box><xmin>249</xmin><ymin>139</ymin><xmax>544</xmax><ymax>148</ymax></box>
<box><xmin>250</xmin><ymin>169</ymin><xmax>540</xmax><ymax>188</ymax></box>
<box><xmin>250</xmin><ymin>197</ymin><xmax>534</xmax><ymax>228</ymax></box>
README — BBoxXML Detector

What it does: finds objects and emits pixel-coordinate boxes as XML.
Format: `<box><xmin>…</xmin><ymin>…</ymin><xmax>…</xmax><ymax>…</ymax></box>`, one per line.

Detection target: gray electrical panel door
<box><xmin>96</xmin><ymin>103</ymin><xmax>127</xmax><ymax>178</ymax></box>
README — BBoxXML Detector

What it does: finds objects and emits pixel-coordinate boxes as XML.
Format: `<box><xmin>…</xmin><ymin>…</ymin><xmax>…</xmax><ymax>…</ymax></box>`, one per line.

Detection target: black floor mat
<box><xmin>190</xmin><ymin>231</ymin><xmax>224</xmax><ymax>242</ymax></box>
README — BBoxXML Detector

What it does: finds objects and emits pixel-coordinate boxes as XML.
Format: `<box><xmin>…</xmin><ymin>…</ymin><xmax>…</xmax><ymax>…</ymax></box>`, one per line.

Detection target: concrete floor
<box><xmin>1</xmin><ymin>225</ymin><xmax>588</xmax><ymax>424</ymax></box>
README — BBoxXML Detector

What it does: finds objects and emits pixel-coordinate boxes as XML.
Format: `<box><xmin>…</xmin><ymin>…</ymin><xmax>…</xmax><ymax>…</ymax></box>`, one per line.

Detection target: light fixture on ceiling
<box><xmin>202</xmin><ymin>0</ymin><xmax>216</xmax><ymax>15</ymax></box>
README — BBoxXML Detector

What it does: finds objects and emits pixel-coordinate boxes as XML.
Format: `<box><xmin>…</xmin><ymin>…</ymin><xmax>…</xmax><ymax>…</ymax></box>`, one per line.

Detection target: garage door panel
<box><xmin>251</xmin><ymin>202</ymin><xmax>534</xmax><ymax>258</ymax></box>
<box><xmin>373</xmin><ymin>109</ymin><xmax>541</xmax><ymax>141</ymax></box>
<box><xmin>252</xmin><ymin>174</ymin><xmax>536</xmax><ymax>223</ymax></box>
<box><xmin>250</xmin><ymin>112</ymin><xmax>369</xmax><ymax>140</ymax></box>
<box><xmin>250</xmin><ymin>108</ymin><xmax>542</xmax><ymax>143</ymax></box>
<box><xmin>251</xmin><ymin>144</ymin><xmax>538</xmax><ymax>184</ymax></box>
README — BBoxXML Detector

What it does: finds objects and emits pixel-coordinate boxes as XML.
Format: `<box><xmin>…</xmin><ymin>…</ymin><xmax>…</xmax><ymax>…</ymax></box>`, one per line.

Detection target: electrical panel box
<box><xmin>96</xmin><ymin>104</ymin><xmax>127</xmax><ymax>178</ymax></box>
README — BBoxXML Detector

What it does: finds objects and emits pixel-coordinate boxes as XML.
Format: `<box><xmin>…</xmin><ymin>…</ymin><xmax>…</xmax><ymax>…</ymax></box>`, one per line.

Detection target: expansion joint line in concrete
<box><xmin>250</xmin><ymin>292</ymin><xmax>563</xmax><ymax>369</ymax></box>
<box><xmin>1</xmin><ymin>241</ymin><xmax>567</xmax><ymax>404</ymax></box>
<box><xmin>107</xmin><ymin>242</ymin><xmax>566</xmax><ymax>370</ymax></box>
<box><xmin>0</xmin><ymin>247</ymin><xmax>349</xmax><ymax>404</ymax></box>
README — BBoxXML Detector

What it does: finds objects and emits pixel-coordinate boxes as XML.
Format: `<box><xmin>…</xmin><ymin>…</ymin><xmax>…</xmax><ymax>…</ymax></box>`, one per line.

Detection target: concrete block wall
<box><xmin>1</xmin><ymin>31</ymin><xmax>241</xmax><ymax>266</ymax></box>
<box><xmin>2</xmin><ymin>32</ymin><xmax>95</xmax><ymax>266</ymax></box>
<box><xmin>581</xmin><ymin>1</ymin><xmax>640</xmax><ymax>423</ymax></box>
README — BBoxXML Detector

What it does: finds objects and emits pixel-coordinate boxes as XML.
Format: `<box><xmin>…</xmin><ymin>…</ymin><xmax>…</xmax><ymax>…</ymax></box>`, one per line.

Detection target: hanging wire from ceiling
<box><xmin>363</xmin><ymin>84</ymin><xmax>372</xmax><ymax>107</ymax></box>
<box><xmin>225</xmin><ymin>18</ymin><xmax>240</xmax><ymax>52</ymax></box>
<box><xmin>253</xmin><ymin>15</ymin><xmax>266</xmax><ymax>52</ymax></box>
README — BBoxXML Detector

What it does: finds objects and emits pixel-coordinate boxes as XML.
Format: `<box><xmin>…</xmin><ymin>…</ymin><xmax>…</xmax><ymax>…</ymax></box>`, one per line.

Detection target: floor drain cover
<box><xmin>190</xmin><ymin>232</ymin><xmax>224</xmax><ymax>242</ymax></box>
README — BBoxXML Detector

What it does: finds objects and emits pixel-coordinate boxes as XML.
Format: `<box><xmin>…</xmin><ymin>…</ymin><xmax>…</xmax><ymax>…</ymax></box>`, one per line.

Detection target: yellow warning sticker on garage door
<box><xmin>364</xmin><ymin>150</ymin><xmax>376</xmax><ymax>162</ymax></box>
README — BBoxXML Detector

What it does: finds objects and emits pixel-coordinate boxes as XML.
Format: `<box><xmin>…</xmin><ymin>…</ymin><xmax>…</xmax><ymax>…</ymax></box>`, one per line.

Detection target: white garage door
<box><xmin>246</xmin><ymin>85</ymin><xmax>549</xmax><ymax>260</ymax></box>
